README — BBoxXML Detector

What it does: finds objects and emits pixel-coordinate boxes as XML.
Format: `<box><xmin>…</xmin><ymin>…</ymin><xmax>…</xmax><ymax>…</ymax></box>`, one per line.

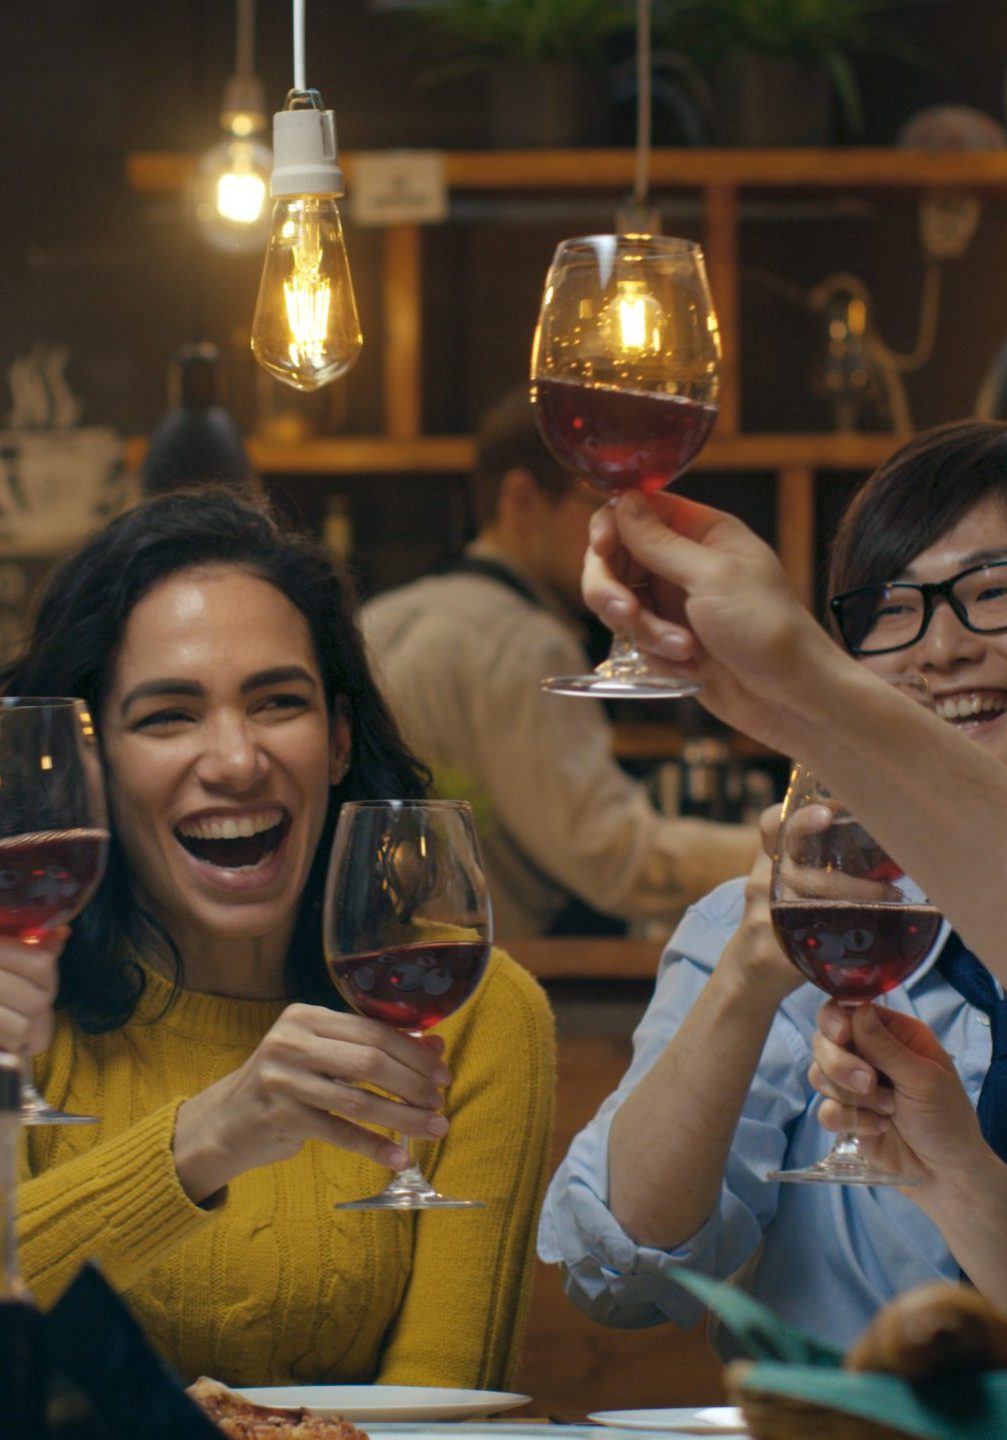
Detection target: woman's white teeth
<box><xmin>178</xmin><ymin>809</ymin><xmax>284</xmax><ymax>840</ymax></box>
<box><xmin>937</xmin><ymin>694</ymin><xmax>1007</xmax><ymax>721</ymax></box>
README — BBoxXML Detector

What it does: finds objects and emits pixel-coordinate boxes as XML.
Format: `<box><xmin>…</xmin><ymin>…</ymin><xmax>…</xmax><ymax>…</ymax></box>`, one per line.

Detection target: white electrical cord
<box><xmin>634</xmin><ymin>0</ymin><xmax>652</xmax><ymax>209</ymax></box>
<box><xmin>293</xmin><ymin>0</ymin><xmax>306</xmax><ymax>93</ymax></box>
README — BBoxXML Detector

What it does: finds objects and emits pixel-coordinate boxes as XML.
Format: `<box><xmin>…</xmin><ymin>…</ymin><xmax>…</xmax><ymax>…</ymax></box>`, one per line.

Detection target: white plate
<box><xmin>588</xmin><ymin>1408</ymin><xmax>748</xmax><ymax>1436</ymax></box>
<box><xmin>235</xmin><ymin>1386</ymin><xmax>532</xmax><ymax>1422</ymax></box>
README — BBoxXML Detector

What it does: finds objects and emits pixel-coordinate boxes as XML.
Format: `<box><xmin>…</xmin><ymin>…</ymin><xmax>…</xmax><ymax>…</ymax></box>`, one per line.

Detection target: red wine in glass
<box><xmin>533</xmin><ymin>377</ymin><xmax>718</xmax><ymax>498</ymax></box>
<box><xmin>328</xmin><ymin>938</ymin><xmax>489</xmax><ymax>1032</ymax></box>
<box><xmin>771</xmin><ymin>900</ymin><xmax>941</xmax><ymax>1003</ymax></box>
<box><xmin>0</xmin><ymin>829</ymin><xmax>108</xmax><ymax>939</ymax></box>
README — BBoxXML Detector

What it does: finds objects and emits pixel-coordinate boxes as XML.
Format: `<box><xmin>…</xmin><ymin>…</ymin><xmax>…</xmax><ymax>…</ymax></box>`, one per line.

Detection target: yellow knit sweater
<box><xmin>18</xmin><ymin>948</ymin><xmax>554</xmax><ymax>1390</ymax></box>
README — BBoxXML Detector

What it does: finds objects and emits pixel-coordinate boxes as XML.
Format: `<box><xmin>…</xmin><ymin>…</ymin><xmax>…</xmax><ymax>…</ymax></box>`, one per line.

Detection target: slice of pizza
<box><xmin>187</xmin><ymin>1376</ymin><xmax>373</xmax><ymax>1440</ymax></box>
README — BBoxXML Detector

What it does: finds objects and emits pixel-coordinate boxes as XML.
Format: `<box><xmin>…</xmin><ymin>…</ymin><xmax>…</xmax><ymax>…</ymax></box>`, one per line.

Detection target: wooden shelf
<box><xmin>127</xmin><ymin>146</ymin><xmax>1007</xmax><ymax>195</ymax></box>
<box><xmin>612</xmin><ymin>720</ymin><xmax>776</xmax><ymax>762</ymax></box>
<box><xmin>126</xmin><ymin>146</ymin><xmax>1007</xmax><ymax>605</ymax></box>
<box><xmin>125</xmin><ymin>429</ymin><xmax>900</xmax><ymax>476</ymax></box>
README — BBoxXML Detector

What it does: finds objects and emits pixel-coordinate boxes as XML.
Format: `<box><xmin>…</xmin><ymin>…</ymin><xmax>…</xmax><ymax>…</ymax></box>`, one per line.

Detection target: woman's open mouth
<box><xmin>174</xmin><ymin>808</ymin><xmax>291</xmax><ymax>870</ymax></box>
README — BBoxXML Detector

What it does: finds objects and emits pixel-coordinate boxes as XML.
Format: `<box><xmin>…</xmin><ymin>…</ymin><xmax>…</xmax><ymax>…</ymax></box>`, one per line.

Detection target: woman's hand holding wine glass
<box><xmin>0</xmin><ymin>699</ymin><xmax>108</xmax><ymax>1125</ymax></box>
<box><xmin>530</xmin><ymin>233</ymin><xmax>721</xmax><ymax>698</ymax></box>
<box><xmin>323</xmin><ymin>799</ymin><xmax>492</xmax><ymax>1210</ymax></box>
<box><xmin>171</xmin><ymin>1001</ymin><xmax>452</xmax><ymax>1206</ymax></box>
<box><xmin>0</xmin><ymin>927</ymin><xmax>68</xmax><ymax>1058</ymax></box>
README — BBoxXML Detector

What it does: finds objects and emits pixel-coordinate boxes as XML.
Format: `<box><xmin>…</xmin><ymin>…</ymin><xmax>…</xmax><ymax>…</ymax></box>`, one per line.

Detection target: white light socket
<box><xmin>271</xmin><ymin>106</ymin><xmax>344</xmax><ymax>197</ymax></box>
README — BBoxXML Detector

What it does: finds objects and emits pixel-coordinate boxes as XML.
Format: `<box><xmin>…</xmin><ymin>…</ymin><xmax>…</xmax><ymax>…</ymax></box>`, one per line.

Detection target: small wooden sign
<box><xmin>349</xmin><ymin>150</ymin><xmax>448</xmax><ymax>226</ymax></box>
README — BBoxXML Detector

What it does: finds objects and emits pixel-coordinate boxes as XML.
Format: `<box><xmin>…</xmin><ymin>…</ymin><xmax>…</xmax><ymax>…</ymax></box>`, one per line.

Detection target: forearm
<box><xmin>19</xmin><ymin>1101</ymin><xmax>213</xmax><ymax>1306</ymax></box>
<box><xmin>608</xmin><ymin>954</ymin><xmax>781</xmax><ymax>1249</ymax></box>
<box><xmin>592</xmin><ymin>496</ymin><xmax>1007</xmax><ymax>973</ymax></box>
<box><xmin>914</xmin><ymin>1146</ymin><xmax>1007</xmax><ymax>1312</ymax></box>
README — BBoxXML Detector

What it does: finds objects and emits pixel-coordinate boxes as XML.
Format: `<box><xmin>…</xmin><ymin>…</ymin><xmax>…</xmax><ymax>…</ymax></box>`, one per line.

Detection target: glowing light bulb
<box><xmin>250</xmin><ymin>90</ymin><xmax>362</xmax><ymax>392</ymax></box>
<box><xmin>194</xmin><ymin>135</ymin><xmax>273</xmax><ymax>253</ymax></box>
<box><xmin>252</xmin><ymin>195</ymin><xmax>360</xmax><ymax>390</ymax></box>
<box><xmin>217</xmin><ymin>157</ymin><xmax>268</xmax><ymax>224</ymax></box>
<box><xmin>193</xmin><ymin>61</ymin><xmax>272</xmax><ymax>254</ymax></box>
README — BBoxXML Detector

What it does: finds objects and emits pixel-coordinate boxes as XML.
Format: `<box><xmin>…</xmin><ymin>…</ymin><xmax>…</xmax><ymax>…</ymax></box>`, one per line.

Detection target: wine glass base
<box><xmin>17</xmin><ymin>1075</ymin><xmax>96</xmax><ymax>1125</ymax></box>
<box><xmin>21</xmin><ymin>1103</ymin><xmax>97</xmax><ymax>1126</ymax></box>
<box><xmin>541</xmin><ymin>673</ymin><xmax>700</xmax><ymax>700</ymax></box>
<box><xmin>768</xmin><ymin>1162</ymin><xmax>919</xmax><ymax>1188</ymax></box>
<box><xmin>334</xmin><ymin>1192</ymin><xmax>485</xmax><ymax>1211</ymax></box>
<box><xmin>333</xmin><ymin>1164</ymin><xmax>485</xmax><ymax>1211</ymax></box>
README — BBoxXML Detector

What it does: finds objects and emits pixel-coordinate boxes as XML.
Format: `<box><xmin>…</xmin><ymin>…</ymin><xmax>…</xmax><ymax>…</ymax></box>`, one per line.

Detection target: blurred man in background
<box><xmin>361</xmin><ymin>389</ymin><xmax>757</xmax><ymax>938</ymax></box>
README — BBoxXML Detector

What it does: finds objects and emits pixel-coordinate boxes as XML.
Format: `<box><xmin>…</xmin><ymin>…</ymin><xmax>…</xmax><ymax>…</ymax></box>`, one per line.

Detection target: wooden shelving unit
<box><xmin>127</xmin><ymin>146</ymin><xmax>1007</xmax><ymax>605</ymax></box>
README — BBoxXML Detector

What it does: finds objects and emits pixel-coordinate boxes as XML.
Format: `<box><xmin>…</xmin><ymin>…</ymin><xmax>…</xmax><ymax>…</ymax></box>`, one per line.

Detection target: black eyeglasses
<box><xmin>830</xmin><ymin>559</ymin><xmax>1007</xmax><ymax>656</ymax></box>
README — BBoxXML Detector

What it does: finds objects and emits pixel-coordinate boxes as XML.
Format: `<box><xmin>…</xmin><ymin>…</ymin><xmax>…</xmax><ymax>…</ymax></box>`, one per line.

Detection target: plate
<box><xmin>235</xmin><ymin>1386</ymin><xmax>532</xmax><ymax>1422</ymax></box>
<box><xmin>588</xmin><ymin>1408</ymin><xmax>748</xmax><ymax>1436</ymax></box>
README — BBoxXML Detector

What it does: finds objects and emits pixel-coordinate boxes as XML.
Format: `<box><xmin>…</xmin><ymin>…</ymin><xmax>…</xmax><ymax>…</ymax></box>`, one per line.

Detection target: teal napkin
<box><xmin>666</xmin><ymin>1267</ymin><xmax>1007</xmax><ymax>1440</ymax></box>
<box><xmin>667</xmin><ymin>1267</ymin><xmax>844</xmax><ymax>1366</ymax></box>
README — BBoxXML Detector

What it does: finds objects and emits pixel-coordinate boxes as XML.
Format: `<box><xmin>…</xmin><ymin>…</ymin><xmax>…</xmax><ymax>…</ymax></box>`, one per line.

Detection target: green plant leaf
<box><xmin>404</xmin><ymin>0</ymin><xmax>638</xmax><ymax>74</ymax></box>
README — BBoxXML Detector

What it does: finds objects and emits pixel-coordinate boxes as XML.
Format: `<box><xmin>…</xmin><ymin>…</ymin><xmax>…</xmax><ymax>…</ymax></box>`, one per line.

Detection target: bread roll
<box><xmin>844</xmin><ymin>1282</ymin><xmax>1007</xmax><ymax>1379</ymax></box>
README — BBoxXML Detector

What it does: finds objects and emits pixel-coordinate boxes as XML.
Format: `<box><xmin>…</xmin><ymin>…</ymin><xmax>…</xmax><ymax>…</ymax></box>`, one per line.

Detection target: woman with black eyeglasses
<box><xmin>538</xmin><ymin>420</ymin><xmax>1007</xmax><ymax>1349</ymax></box>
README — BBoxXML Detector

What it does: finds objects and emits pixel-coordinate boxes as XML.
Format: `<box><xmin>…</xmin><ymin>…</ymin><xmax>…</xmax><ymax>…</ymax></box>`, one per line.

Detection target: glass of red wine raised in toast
<box><xmin>530</xmin><ymin>233</ymin><xmax>721</xmax><ymax>698</ymax></box>
<box><xmin>0</xmin><ymin>698</ymin><xmax>108</xmax><ymax>1124</ymax></box>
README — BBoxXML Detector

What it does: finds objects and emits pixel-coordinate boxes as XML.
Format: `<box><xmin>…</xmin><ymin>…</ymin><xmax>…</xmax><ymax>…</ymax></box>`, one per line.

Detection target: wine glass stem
<box><xmin>18</xmin><ymin>1058</ymin><xmax>42</xmax><ymax>1108</ymax></box>
<box><xmin>831</xmin><ymin>1132</ymin><xmax>866</xmax><ymax>1163</ymax></box>
<box><xmin>387</xmin><ymin>1134</ymin><xmax>440</xmax><ymax>1198</ymax></box>
<box><xmin>604</xmin><ymin>632</ymin><xmax>646</xmax><ymax>671</ymax></box>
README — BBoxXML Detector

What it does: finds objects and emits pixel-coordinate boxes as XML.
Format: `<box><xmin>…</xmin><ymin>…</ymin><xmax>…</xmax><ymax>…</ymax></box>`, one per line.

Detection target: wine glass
<box><xmin>530</xmin><ymin>233</ymin><xmax>721</xmax><ymax>698</ymax></box>
<box><xmin>768</xmin><ymin>731</ymin><xmax>941</xmax><ymax>1185</ymax></box>
<box><xmin>0</xmin><ymin>698</ymin><xmax>109</xmax><ymax>1125</ymax></box>
<box><xmin>323</xmin><ymin>799</ymin><xmax>492</xmax><ymax>1210</ymax></box>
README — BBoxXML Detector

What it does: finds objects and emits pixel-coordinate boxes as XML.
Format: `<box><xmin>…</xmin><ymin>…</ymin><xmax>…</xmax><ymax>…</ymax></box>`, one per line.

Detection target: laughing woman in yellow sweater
<box><xmin>0</xmin><ymin>489</ymin><xmax>554</xmax><ymax>1389</ymax></box>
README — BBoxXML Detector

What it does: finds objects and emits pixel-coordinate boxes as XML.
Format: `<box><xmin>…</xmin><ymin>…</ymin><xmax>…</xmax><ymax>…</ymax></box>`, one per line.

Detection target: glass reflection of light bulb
<box><xmin>602</xmin><ymin>280</ymin><xmax>667</xmax><ymax>356</ymax></box>
<box><xmin>250</xmin><ymin>90</ymin><xmax>362</xmax><ymax>393</ymax></box>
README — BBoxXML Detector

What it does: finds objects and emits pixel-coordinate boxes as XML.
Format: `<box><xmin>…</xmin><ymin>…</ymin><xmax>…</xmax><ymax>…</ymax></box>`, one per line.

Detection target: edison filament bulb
<box><xmin>252</xmin><ymin>194</ymin><xmax>361</xmax><ymax>390</ymax></box>
<box><xmin>250</xmin><ymin>90</ymin><xmax>362</xmax><ymax>392</ymax></box>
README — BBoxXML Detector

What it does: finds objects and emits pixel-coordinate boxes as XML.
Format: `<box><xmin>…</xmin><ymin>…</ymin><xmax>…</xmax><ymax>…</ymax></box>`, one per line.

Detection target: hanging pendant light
<box><xmin>193</xmin><ymin>0</ymin><xmax>273</xmax><ymax>255</ymax></box>
<box><xmin>250</xmin><ymin>0</ymin><xmax>362</xmax><ymax>392</ymax></box>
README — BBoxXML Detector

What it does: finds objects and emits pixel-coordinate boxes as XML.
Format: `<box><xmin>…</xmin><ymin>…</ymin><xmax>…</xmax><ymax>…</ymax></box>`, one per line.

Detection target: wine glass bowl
<box><xmin>323</xmin><ymin>799</ymin><xmax>492</xmax><ymax>1209</ymax></box>
<box><xmin>530</xmin><ymin>234</ymin><xmax>720</xmax><ymax>697</ymax></box>
<box><xmin>0</xmin><ymin>698</ymin><xmax>109</xmax><ymax>1124</ymax></box>
<box><xmin>768</xmin><ymin>761</ymin><xmax>940</xmax><ymax>1185</ymax></box>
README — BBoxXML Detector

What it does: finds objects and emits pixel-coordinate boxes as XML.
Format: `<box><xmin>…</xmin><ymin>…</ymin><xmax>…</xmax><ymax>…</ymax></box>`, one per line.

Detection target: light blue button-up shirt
<box><xmin>537</xmin><ymin>877</ymin><xmax>994</xmax><ymax>1352</ymax></box>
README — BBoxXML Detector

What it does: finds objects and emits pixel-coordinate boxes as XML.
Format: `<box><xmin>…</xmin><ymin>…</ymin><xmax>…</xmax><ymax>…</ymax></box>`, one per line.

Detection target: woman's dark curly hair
<box><xmin>1</xmin><ymin>486</ymin><xmax>430</xmax><ymax>1031</ymax></box>
<box><xmin>827</xmin><ymin>419</ymin><xmax>1007</xmax><ymax>650</ymax></box>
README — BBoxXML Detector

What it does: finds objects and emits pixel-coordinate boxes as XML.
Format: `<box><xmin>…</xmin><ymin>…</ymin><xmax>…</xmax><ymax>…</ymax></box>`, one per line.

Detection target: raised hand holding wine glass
<box><xmin>769</xmin><ymin>753</ymin><xmax>941</xmax><ymax>1186</ymax></box>
<box><xmin>530</xmin><ymin>233</ymin><xmax>720</xmax><ymax>698</ymax></box>
<box><xmin>323</xmin><ymin>799</ymin><xmax>492</xmax><ymax>1209</ymax></box>
<box><xmin>0</xmin><ymin>698</ymin><xmax>108</xmax><ymax>1124</ymax></box>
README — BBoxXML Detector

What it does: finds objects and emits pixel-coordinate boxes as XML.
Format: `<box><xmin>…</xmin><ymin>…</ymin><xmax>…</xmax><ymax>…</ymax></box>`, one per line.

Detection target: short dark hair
<box><xmin>471</xmin><ymin>387</ymin><xmax>573</xmax><ymax>528</ymax></box>
<box><xmin>827</xmin><ymin>419</ymin><xmax>1007</xmax><ymax>649</ymax></box>
<box><xmin>2</xmin><ymin>486</ymin><xmax>430</xmax><ymax>1031</ymax></box>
